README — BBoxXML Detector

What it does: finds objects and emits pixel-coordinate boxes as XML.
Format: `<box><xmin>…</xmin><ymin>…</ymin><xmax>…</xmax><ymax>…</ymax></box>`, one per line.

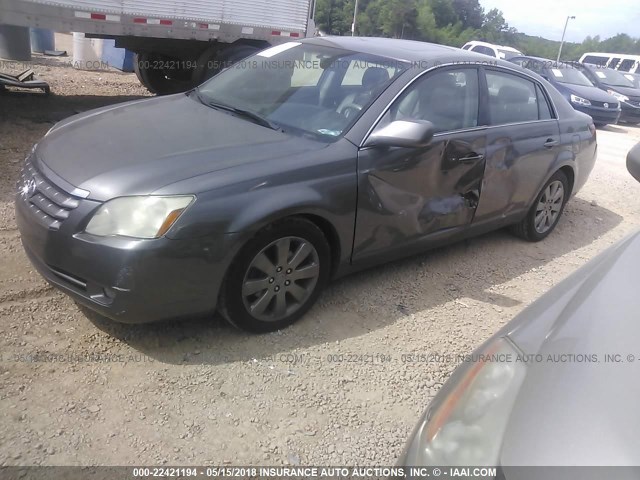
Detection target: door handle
<box><xmin>544</xmin><ymin>138</ymin><xmax>558</xmax><ymax>148</ymax></box>
<box><xmin>456</xmin><ymin>153</ymin><xmax>485</xmax><ymax>164</ymax></box>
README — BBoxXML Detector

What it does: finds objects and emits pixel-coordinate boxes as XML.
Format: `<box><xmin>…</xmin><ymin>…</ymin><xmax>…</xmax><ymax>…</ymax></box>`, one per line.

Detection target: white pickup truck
<box><xmin>0</xmin><ymin>0</ymin><xmax>316</xmax><ymax>93</ymax></box>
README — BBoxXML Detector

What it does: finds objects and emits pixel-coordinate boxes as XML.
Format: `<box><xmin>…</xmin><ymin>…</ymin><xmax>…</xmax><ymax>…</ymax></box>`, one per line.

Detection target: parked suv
<box><xmin>579</xmin><ymin>52</ymin><xmax>640</xmax><ymax>74</ymax></box>
<box><xmin>461</xmin><ymin>41</ymin><xmax>523</xmax><ymax>60</ymax></box>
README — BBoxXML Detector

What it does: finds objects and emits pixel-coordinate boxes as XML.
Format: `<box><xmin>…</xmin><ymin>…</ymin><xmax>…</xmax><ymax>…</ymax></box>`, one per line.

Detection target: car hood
<box><xmin>36</xmin><ymin>94</ymin><xmax>321</xmax><ymax>201</ymax></box>
<box><xmin>603</xmin><ymin>84</ymin><xmax>640</xmax><ymax>99</ymax></box>
<box><xmin>500</xmin><ymin>230</ymin><xmax>640</xmax><ymax>466</ymax></box>
<box><xmin>554</xmin><ymin>82</ymin><xmax>618</xmax><ymax>103</ymax></box>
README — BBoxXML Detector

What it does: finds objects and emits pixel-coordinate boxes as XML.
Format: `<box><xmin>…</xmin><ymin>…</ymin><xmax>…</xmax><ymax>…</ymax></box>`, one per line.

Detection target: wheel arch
<box><xmin>228</xmin><ymin>207</ymin><xmax>344</xmax><ymax>280</ymax></box>
<box><xmin>529</xmin><ymin>158</ymin><xmax>576</xmax><ymax>209</ymax></box>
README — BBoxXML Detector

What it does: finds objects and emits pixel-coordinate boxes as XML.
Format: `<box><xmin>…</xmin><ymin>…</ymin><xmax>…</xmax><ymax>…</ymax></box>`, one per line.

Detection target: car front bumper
<box><xmin>620</xmin><ymin>102</ymin><xmax>640</xmax><ymax>123</ymax></box>
<box><xmin>573</xmin><ymin>105</ymin><xmax>621</xmax><ymax>125</ymax></box>
<box><xmin>15</xmin><ymin>184</ymin><xmax>238</xmax><ymax>324</ymax></box>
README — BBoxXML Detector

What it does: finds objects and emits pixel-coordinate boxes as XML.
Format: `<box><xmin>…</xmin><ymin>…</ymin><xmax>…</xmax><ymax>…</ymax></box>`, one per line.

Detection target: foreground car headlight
<box><xmin>85</xmin><ymin>195</ymin><xmax>195</xmax><ymax>238</ymax></box>
<box><xmin>570</xmin><ymin>94</ymin><xmax>591</xmax><ymax>106</ymax></box>
<box><xmin>402</xmin><ymin>337</ymin><xmax>526</xmax><ymax>466</ymax></box>
<box><xmin>607</xmin><ymin>89</ymin><xmax>629</xmax><ymax>102</ymax></box>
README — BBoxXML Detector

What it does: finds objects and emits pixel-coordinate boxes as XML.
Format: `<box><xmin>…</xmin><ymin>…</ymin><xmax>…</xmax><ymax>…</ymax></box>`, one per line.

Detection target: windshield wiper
<box><xmin>194</xmin><ymin>90</ymin><xmax>282</xmax><ymax>131</ymax></box>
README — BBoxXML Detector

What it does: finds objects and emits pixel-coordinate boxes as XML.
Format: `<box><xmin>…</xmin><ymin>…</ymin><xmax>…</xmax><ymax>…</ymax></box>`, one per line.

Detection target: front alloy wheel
<box><xmin>242</xmin><ymin>236</ymin><xmax>320</xmax><ymax>322</ymax></box>
<box><xmin>219</xmin><ymin>218</ymin><xmax>330</xmax><ymax>333</ymax></box>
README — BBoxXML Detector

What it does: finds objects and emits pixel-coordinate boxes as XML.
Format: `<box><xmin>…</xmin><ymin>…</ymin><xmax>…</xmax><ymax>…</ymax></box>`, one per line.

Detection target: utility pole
<box><xmin>556</xmin><ymin>15</ymin><xmax>575</xmax><ymax>64</ymax></box>
<box><xmin>351</xmin><ymin>0</ymin><xmax>359</xmax><ymax>36</ymax></box>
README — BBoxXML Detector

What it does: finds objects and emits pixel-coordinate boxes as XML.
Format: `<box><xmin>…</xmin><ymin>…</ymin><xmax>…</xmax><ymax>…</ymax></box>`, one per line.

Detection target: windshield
<box><xmin>547</xmin><ymin>67</ymin><xmax>594</xmax><ymax>87</ymax></box>
<box><xmin>195</xmin><ymin>43</ymin><xmax>408</xmax><ymax>141</ymax></box>
<box><xmin>497</xmin><ymin>49</ymin><xmax>521</xmax><ymax>60</ymax></box>
<box><xmin>593</xmin><ymin>68</ymin><xmax>635</xmax><ymax>87</ymax></box>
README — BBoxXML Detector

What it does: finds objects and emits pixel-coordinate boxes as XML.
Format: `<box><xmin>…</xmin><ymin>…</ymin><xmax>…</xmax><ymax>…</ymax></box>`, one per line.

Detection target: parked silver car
<box><xmin>397</xmin><ymin>142</ymin><xmax>640</xmax><ymax>475</ymax></box>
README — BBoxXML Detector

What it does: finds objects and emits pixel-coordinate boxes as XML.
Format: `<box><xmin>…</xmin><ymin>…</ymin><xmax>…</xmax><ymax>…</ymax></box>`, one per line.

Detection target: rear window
<box><xmin>497</xmin><ymin>49</ymin><xmax>521</xmax><ymax>60</ymax></box>
<box><xmin>472</xmin><ymin>45</ymin><xmax>496</xmax><ymax>57</ymax></box>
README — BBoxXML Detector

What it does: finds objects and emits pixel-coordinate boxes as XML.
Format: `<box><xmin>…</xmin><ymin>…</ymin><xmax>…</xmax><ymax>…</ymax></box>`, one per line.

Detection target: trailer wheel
<box><xmin>193</xmin><ymin>44</ymin><xmax>261</xmax><ymax>85</ymax></box>
<box><xmin>134</xmin><ymin>52</ymin><xmax>192</xmax><ymax>95</ymax></box>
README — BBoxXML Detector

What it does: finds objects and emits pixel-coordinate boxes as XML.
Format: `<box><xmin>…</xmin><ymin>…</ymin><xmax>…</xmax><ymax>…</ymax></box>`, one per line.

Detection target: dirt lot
<box><xmin>1</xmin><ymin>56</ymin><xmax>640</xmax><ymax>467</ymax></box>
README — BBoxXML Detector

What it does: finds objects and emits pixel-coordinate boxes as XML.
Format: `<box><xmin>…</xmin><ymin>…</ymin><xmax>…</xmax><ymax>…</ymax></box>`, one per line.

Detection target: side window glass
<box><xmin>385</xmin><ymin>68</ymin><xmax>479</xmax><ymax>134</ymax></box>
<box><xmin>582</xmin><ymin>55</ymin><xmax>607</xmax><ymax>68</ymax></box>
<box><xmin>536</xmin><ymin>84</ymin><xmax>553</xmax><ymax>120</ymax></box>
<box><xmin>618</xmin><ymin>59</ymin><xmax>635</xmax><ymax>72</ymax></box>
<box><xmin>486</xmin><ymin>70</ymin><xmax>540</xmax><ymax>125</ymax></box>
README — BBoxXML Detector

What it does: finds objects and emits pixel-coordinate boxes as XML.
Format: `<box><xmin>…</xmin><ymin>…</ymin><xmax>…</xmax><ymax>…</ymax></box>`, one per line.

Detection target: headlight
<box><xmin>607</xmin><ymin>89</ymin><xmax>629</xmax><ymax>102</ymax></box>
<box><xmin>401</xmin><ymin>337</ymin><xmax>526</xmax><ymax>466</ymax></box>
<box><xmin>570</xmin><ymin>94</ymin><xmax>591</xmax><ymax>106</ymax></box>
<box><xmin>85</xmin><ymin>195</ymin><xmax>195</xmax><ymax>238</ymax></box>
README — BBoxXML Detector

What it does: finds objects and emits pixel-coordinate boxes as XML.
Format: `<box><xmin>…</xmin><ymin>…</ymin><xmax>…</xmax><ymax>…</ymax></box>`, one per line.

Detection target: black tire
<box><xmin>218</xmin><ymin>218</ymin><xmax>330</xmax><ymax>333</ymax></box>
<box><xmin>510</xmin><ymin>170</ymin><xmax>569</xmax><ymax>242</ymax></box>
<box><xmin>193</xmin><ymin>44</ymin><xmax>260</xmax><ymax>85</ymax></box>
<box><xmin>134</xmin><ymin>52</ymin><xmax>192</xmax><ymax>95</ymax></box>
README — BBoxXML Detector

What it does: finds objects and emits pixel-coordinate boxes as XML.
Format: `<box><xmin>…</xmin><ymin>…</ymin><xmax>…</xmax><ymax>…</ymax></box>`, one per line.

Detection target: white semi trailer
<box><xmin>0</xmin><ymin>0</ymin><xmax>316</xmax><ymax>94</ymax></box>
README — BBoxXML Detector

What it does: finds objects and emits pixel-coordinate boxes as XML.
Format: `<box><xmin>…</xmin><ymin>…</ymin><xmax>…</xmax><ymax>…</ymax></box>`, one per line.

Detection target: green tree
<box><xmin>452</xmin><ymin>0</ymin><xmax>484</xmax><ymax>30</ymax></box>
<box><xmin>416</xmin><ymin>0</ymin><xmax>439</xmax><ymax>42</ymax></box>
<box><xmin>315</xmin><ymin>0</ymin><xmax>639</xmax><ymax>63</ymax></box>
<box><xmin>316</xmin><ymin>0</ymin><xmax>349</xmax><ymax>34</ymax></box>
<box><xmin>430</xmin><ymin>0</ymin><xmax>458</xmax><ymax>28</ymax></box>
<box><xmin>481</xmin><ymin>8</ymin><xmax>508</xmax><ymax>43</ymax></box>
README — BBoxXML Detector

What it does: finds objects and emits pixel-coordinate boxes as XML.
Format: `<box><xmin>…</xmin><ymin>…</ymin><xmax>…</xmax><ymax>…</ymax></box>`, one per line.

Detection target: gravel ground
<box><xmin>1</xmin><ymin>55</ymin><xmax>640</xmax><ymax>467</ymax></box>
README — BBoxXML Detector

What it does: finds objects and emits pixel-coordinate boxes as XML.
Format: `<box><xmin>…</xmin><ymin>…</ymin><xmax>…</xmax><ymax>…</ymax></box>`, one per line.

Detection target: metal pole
<box><xmin>556</xmin><ymin>16</ymin><xmax>575</xmax><ymax>64</ymax></box>
<box><xmin>351</xmin><ymin>0</ymin><xmax>359</xmax><ymax>36</ymax></box>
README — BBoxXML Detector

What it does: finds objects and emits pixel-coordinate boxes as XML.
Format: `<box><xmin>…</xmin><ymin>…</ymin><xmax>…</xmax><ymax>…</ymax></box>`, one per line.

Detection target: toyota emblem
<box><xmin>22</xmin><ymin>178</ymin><xmax>37</xmax><ymax>198</ymax></box>
<box><xmin>604</xmin><ymin>103</ymin><xmax>609</xmax><ymax>108</ymax></box>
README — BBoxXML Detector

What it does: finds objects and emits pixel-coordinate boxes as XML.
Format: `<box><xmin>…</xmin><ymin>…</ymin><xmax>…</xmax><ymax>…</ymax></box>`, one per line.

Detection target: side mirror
<box><xmin>364</xmin><ymin>120</ymin><xmax>434</xmax><ymax>148</ymax></box>
<box><xmin>627</xmin><ymin>143</ymin><xmax>640</xmax><ymax>182</ymax></box>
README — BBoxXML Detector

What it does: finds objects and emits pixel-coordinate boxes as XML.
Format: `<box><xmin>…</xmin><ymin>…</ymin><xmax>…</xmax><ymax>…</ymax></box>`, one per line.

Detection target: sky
<box><xmin>480</xmin><ymin>0</ymin><xmax>640</xmax><ymax>42</ymax></box>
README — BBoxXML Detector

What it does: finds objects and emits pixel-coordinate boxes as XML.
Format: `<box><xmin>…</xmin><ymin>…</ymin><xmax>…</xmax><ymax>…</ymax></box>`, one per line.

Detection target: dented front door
<box><xmin>352</xmin><ymin>130</ymin><xmax>487</xmax><ymax>262</ymax></box>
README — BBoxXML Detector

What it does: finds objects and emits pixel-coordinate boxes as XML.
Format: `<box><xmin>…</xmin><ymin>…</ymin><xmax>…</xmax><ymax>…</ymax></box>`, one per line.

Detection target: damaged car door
<box><xmin>352</xmin><ymin>67</ymin><xmax>486</xmax><ymax>262</ymax></box>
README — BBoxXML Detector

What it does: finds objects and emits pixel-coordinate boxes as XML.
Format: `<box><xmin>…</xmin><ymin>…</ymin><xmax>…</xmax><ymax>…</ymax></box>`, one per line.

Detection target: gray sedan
<box><xmin>15</xmin><ymin>37</ymin><xmax>597</xmax><ymax>332</ymax></box>
<box><xmin>397</xmin><ymin>144</ymin><xmax>640</xmax><ymax>475</ymax></box>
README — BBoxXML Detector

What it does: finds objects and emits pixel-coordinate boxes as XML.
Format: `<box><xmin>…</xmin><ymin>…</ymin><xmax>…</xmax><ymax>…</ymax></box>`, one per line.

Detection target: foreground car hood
<box><xmin>501</xmin><ymin>231</ymin><xmax>640</xmax><ymax>466</ymax></box>
<box><xmin>36</xmin><ymin>94</ymin><xmax>320</xmax><ymax>201</ymax></box>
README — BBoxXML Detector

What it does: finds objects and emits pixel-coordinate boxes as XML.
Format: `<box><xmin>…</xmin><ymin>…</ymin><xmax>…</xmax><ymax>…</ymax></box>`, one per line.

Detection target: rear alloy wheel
<box><xmin>219</xmin><ymin>218</ymin><xmax>330</xmax><ymax>333</ymax></box>
<box><xmin>510</xmin><ymin>170</ymin><xmax>569</xmax><ymax>242</ymax></box>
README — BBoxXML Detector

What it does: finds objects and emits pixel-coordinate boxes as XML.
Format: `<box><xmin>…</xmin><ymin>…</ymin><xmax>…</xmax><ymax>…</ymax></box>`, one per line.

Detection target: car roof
<box><xmin>498</xmin><ymin>45</ymin><xmax>522</xmax><ymax>53</ymax></box>
<box><xmin>303</xmin><ymin>36</ymin><xmax>514</xmax><ymax>65</ymax></box>
<box><xmin>512</xmin><ymin>55</ymin><xmax>553</xmax><ymax>63</ymax></box>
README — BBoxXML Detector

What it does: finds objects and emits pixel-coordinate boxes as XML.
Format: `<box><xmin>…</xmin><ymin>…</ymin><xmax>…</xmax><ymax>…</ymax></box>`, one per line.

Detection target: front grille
<box><xmin>17</xmin><ymin>155</ymin><xmax>80</xmax><ymax>230</ymax></box>
<box><xmin>591</xmin><ymin>100</ymin><xmax>619</xmax><ymax>109</ymax></box>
